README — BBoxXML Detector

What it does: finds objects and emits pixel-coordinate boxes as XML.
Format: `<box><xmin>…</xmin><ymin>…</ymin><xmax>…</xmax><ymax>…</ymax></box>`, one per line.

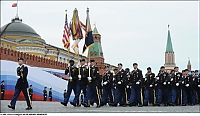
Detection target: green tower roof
<box><xmin>88</xmin><ymin>25</ymin><xmax>103</xmax><ymax>58</ymax></box>
<box><xmin>166</xmin><ymin>26</ymin><xmax>174</xmax><ymax>52</ymax></box>
<box><xmin>92</xmin><ymin>25</ymin><xmax>99</xmax><ymax>34</ymax></box>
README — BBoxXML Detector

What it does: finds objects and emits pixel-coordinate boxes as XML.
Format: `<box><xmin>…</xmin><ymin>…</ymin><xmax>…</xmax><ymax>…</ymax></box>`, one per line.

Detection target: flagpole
<box><xmin>88</xmin><ymin>47</ymin><xmax>90</xmax><ymax>78</ymax></box>
<box><xmin>16</xmin><ymin>0</ymin><xmax>19</xmax><ymax>18</ymax></box>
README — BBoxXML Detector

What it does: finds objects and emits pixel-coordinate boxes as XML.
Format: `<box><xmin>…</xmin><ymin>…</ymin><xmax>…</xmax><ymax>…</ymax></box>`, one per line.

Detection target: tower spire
<box><xmin>187</xmin><ymin>57</ymin><xmax>191</xmax><ymax>71</ymax></box>
<box><xmin>166</xmin><ymin>24</ymin><xmax>173</xmax><ymax>52</ymax></box>
<box><xmin>164</xmin><ymin>24</ymin><xmax>176</xmax><ymax>71</ymax></box>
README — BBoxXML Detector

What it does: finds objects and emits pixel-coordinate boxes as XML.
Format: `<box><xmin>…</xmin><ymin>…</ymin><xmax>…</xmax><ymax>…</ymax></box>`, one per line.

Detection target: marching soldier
<box><xmin>129</xmin><ymin>63</ymin><xmax>143</xmax><ymax>107</ymax></box>
<box><xmin>194</xmin><ymin>70</ymin><xmax>200</xmax><ymax>104</ymax></box>
<box><xmin>61</xmin><ymin>60</ymin><xmax>78</xmax><ymax>106</ymax></box>
<box><xmin>43</xmin><ymin>87</ymin><xmax>47</xmax><ymax>101</ymax></box>
<box><xmin>163</xmin><ymin>71</ymin><xmax>170</xmax><ymax>106</ymax></box>
<box><xmin>154</xmin><ymin>66</ymin><xmax>167</xmax><ymax>106</ymax></box>
<box><xmin>171</xmin><ymin>67</ymin><xmax>181</xmax><ymax>106</ymax></box>
<box><xmin>49</xmin><ymin>88</ymin><xmax>52</xmax><ymax>101</ymax></box>
<box><xmin>110</xmin><ymin>63</ymin><xmax>126</xmax><ymax>107</ymax></box>
<box><xmin>1</xmin><ymin>80</ymin><xmax>5</xmax><ymax>100</ymax></box>
<box><xmin>84</xmin><ymin>60</ymin><xmax>101</xmax><ymax>107</ymax></box>
<box><xmin>187</xmin><ymin>70</ymin><xmax>196</xmax><ymax>105</ymax></box>
<box><xmin>8</xmin><ymin>58</ymin><xmax>32</xmax><ymax>110</ymax></box>
<box><xmin>143</xmin><ymin>67</ymin><xmax>155</xmax><ymax>106</ymax></box>
<box><xmin>180</xmin><ymin>69</ymin><xmax>190</xmax><ymax>106</ymax></box>
<box><xmin>28</xmin><ymin>85</ymin><xmax>33</xmax><ymax>101</ymax></box>
<box><xmin>63</xmin><ymin>89</ymin><xmax>67</xmax><ymax>102</ymax></box>
<box><xmin>124</xmin><ymin>68</ymin><xmax>131</xmax><ymax>103</ymax></box>
<box><xmin>101</xmin><ymin>65</ymin><xmax>113</xmax><ymax>106</ymax></box>
<box><xmin>71</xmin><ymin>59</ymin><xmax>88</xmax><ymax>106</ymax></box>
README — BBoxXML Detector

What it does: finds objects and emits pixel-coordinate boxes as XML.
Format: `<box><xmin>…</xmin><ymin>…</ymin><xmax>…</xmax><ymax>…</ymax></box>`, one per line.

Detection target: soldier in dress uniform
<box><xmin>154</xmin><ymin>66</ymin><xmax>168</xmax><ymax>106</ymax></box>
<box><xmin>129</xmin><ymin>63</ymin><xmax>143</xmax><ymax>107</ymax></box>
<box><xmin>170</xmin><ymin>67</ymin><xmax>181</xmax><ymax>106</ymax></box>
<box><xmin>49</xmin><ymin>88</ymin><xmax>52</xmax><ymax>101</ymax></box>
<box><xmin>143</xmin><ymin>67</ymin><xmax>155</xmax><ymax>106</ymax></box>
<box><xmin>8</xmin><ymin>58</ymin><xmax>32</xmax><ymax>110</ymax></box>
<box><xmin>28</xmin><ymin>85</ymin><xmax>33</xmax><ymax>101</ymax></box>
<box><xmin>187</xmin><ymin>70</ymin><xmax>196</xmax><ymax>105</ymax></box>
<box><xmin>180</xmin><ymin>69</ymin><xmax>189</xmax><ymax>106</ymax></box>
<box><xmin>63</xmin><ymin>89</ymin><xmax>67</xmax><ymax>102</ymax></box>
<box><xmin>110</xmin><ymin>63</ymin><xmax>126</xmax><ymax>107</ymax></box>
<box><xmin>124</xmin><ymin>68</ymin><xmax>131</xmax><ymax>103</ymax></box>
<box><xmin>84</xmin><ymin>60</ymin><xmax>101</xmax><ymax>107</ymax></box>
<box><xmin>163</xmin><ymin>70</ymin><xmax>170</xmax><ymax>106</ymax></box>
<box><xmin>101</xmin><ymin>65</ymin><xmax>113</xmax><ymax>106</ymax></box>
<box><xmin>173</xmin><ymin>67</ymin><xmax>182</xmax><ymax>106</ymax></box>
<box><xmin>194</xmin><ymin>70</ymin><xmax>200</xmax><ymax>104</ymax></box>
<box><xmin>0</xmin><ymin>80</ymin><xmax>5</xmax><ymax>100</ymax></box>
<box><xmin>43</xmin><ymin>87</ymin><xmax>47</xmax><ymax>101</ymax></box>
<box><xmin>61</xmin><ymin>60</ymin><xmax>78</xmax><ymax>106</ymax></box>
<box><xmin>71</xmin><ymin>59</ymin><xmax>88</xmax><ymax>107</ymax></box>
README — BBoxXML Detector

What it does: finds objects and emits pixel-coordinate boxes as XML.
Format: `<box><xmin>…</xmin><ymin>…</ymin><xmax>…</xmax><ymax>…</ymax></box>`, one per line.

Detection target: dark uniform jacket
<box><xmin>65</xmin><ymin>65</ymin><xmax>79</xmax><ymax>83</ymax></box>
<box><xmin>194</xmin><ymin>74</ymin><xmax>200</xmax><ymax>89</ymax></box>
<box><xmin>171</xmin><ymin>72</ymin><xmax>182</xmax><ymax>87</ymax></box>
<box><xmin>16</xmin><ymin>65</ymin><xmax>29</xmax><ymax>89</ymax></box>
<box><xmin>1</xmin><ymin>84</ymin><xmax>5</xmax><ymax>92</ymax></box>
<box><xmin>113</xmin><ymin>69</ymin><xmax>126</xmax><ymax>88</ymax></box>
<box><xmin>79</xmin><ymin>65</ymin><xmax>88</xmax><ymax>85</ymax></box>
<box><xmin>28</xmin><ymin>88</ymin><xmax>33</xmax><ymax>95</ymax></box>
<box><xmin>130</xmin><ymin>69</ymin><xmax>143</xmax><ymax>86</ymax></box>
<box><xmin>102</xmin><ymin>71</ymin><xmax>113</xmax><ymax>87</ymax></box>
<box><xmin>144</xmin><ymin>72</ymin><xmax>155</xmax><ymax>88</ymax></box>
<box><xmin>155</xmin><ymin>71</ymin><xmax>168</xmax><ymax>87</ymax></box>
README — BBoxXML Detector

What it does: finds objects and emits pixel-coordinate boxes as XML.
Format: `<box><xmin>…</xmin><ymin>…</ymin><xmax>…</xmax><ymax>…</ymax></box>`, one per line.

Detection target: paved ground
<box><xmin>1</xmin><ymin>100</ymin><xmax>200</xmax><ymax>113</ymax></box>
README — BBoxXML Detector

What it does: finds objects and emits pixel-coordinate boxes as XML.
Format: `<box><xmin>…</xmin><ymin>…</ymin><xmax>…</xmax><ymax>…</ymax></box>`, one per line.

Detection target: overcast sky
<box><xmin>1</xmin><ymin>1</ymin><xmax>199</xmax><ymax>73</ymax></box>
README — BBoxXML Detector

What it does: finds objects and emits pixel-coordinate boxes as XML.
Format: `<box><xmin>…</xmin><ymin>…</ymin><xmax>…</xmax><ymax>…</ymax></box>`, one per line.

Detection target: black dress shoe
<box><xmin>96</xmin><ymin>105</ymin><xmax>101</xmax><ymax>108</ymax></box>
<box><xmin>129</xmin><ymin>103</ymin><xmax>136</xmax><ymax>107</ymax></box>
<box><xmin>8</xmin><ymin>105</ymin><xmax>15</xmax><ymax>110</ymax></box>
<box><xmin>60</xmin><ymin>102</ymin><xmax>67</xmax><ymax>106</ymax></box>
<box><xmin>138</xmin><ymin>104</ymin><xmax>143</xmax><ymax>107</ymax></box>
<box><xmin>26</xmin><ymin>107</ymin><xmax>32</xmax><ymax>110</ymax></box>
<box><xmin>70</xmin><ymin>102</ymin><xmax>77</xmax><ymax>107</ymax></box>
<box><xmin>110</xmin><ymin>103</ymin><xmax>117</xmax><ymax>107</ymax></box>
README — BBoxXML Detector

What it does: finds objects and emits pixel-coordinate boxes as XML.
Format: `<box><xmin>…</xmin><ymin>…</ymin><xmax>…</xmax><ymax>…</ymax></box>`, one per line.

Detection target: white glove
<box><xmin>168</xmin><ymin>82</ymin><xmax>170</xmax><ymax>84</ymax></box>
<box><xmin>163</xmin><ymin>82</ymin><xmax>166</xmax><ymax>85</ymax></box>
<box><xmin>150</xmin><ymin>85</ymin><xmax>153</xmax><ymax>87</ymax></box>
<box><xmin>145</xmin><ymin>78</ymin><xmax>147</xmax><ymax>81</ymax></box>
<box><xmin>156</xmin><ymin>77</ymin><xmax>159</xmax><ymax>80</ymax></box>
<box><xmin>126</xmin><ymin>85</ymin><xmax>129</xmax><ymax>88</ymax></box>
<box><xmin>155</xmin><ymin>84</ymin><xmax>157</xmax><ymax>86</ymax></box>
<box><xmin>176</xmin><ymin>83</ymin><xmax>179</xmax><ymax>86</ymax></box>
<box><xmin>171</xmin><ymin>78</ymin><xmax>173</xmax><ymax>81</ymax></box>
<box><xmin>182</xmin><ymin>81</ymin><xmax>184</xmax><ymax>84</ymax></box>
<box><xmin>78</xmin><ymin>75</ymin><xmax>81</xmax><ymax>79</ymax></box>
<box><xmin>87</xmin><ymin>77</ymin><xmax>92</xmax><ymax>81</ymax></box>
<box><xmin>118</xmin><ymin>81</ymin><xmax>121</xmax><ymax>84</ymax></box>
<box><xmin>103</xmin><ymin>81</ymin><xmax>108</xmax><ymax>85</ymax></box>
<box><xmin>186</xmin><ymin>84</ymin><xmax>189</xmax><ymax>87</ymax></box>
<box><xmin>136</xmin><ymin>82</ymin><xmax>140</xmax><ymax>85</ymax></box>
<box><xmin>113</xmin><ymin>78</ymin><xmax>115</xmax><ymax>81</ymax></box>
<box><xmin>69</xmin><ymin>77</ymin><xmax>72</xmax><ymax>80</ymax></box>
<box><xmin>198</xmin><ymin>85</ymin><xmax>200</xmax><ymax>87</ymax></box>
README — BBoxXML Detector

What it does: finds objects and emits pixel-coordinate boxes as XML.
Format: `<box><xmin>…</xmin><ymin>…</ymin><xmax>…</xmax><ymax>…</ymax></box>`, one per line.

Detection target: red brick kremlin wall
<box><xmin>0</xmin><ymin>47</ymin><xmax>68</xmax><ymax>70</ymax></box>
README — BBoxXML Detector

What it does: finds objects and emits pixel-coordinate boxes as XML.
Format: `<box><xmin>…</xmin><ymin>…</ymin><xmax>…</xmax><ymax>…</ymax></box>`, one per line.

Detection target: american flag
<box><xmin>62</xmin><ymin>10</ymin><xmax>71</xmax><ymax>50</ymax></box>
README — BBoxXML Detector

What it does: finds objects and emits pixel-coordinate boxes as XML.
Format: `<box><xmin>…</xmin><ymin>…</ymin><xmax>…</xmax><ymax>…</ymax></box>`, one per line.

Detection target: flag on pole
<box><xmin>70</xmin><ymin>8</ymin><xmax>83</xmax><ymax>40</ymax></box>
<box><xmin>82</xmin><ymin>8</ymin><xmax>94</xmax><ymax>53</ymax></box>
<box><xmin>71</xmin><ymin>39</ymin><xmax>81</xmax><ymax>55</ymax></box>
<box><xmin>62</xmin><ymin>10</ymin><xmax>71</xmax><ymax>50</ymax></box>
<box><xmin>12</xmin><ymin>3</ymin><xmax>17</xmax><ymax>7</ymax></box>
